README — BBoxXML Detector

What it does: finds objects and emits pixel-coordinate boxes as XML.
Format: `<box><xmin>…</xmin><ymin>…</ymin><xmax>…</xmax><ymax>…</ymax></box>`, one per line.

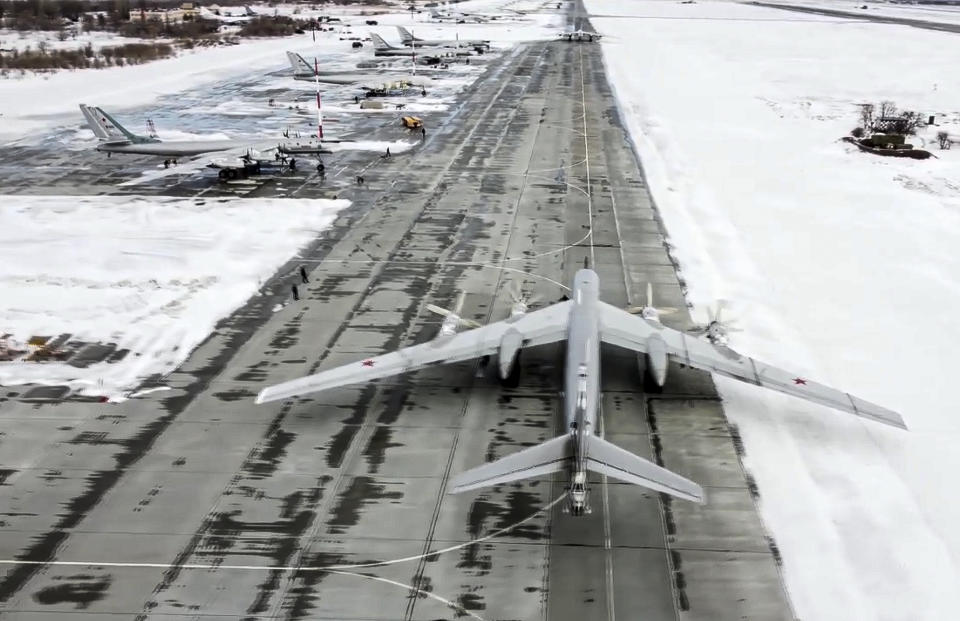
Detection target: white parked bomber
<box><xmin>369</xmin><ymin>33</ymin><xmax>471</xmax><ymax>59</ymax></box>
<box><xmin>80</xmin><ymin>104</ymin><xmax>240</xmax><ymax>157</ymax></box>
<box><xmin>80</xmin><ymin>104</ymin><xmax>329</xmax><ymax>181</ymax></box>
<box><xmin>256</xmin><ymin>269</ymin><xmax>906</xmax><ymax>516</ymax></box>
<box><xmin>396</xmin><ymin>26</ymin><xmax>490</xmax><ymax>51</ymax></box>
<box><xmin>286</xmin><ymin>51</ymin><xmax>432</xmax><ymax>88</ymax></box>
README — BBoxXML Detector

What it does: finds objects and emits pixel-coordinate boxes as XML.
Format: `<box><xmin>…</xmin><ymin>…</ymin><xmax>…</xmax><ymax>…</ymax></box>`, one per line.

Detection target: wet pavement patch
<box><xmin>327</xmin><ymin>476</ymin><xmax>403</xmax><ymax>535</ymax></box>
<box><xmin>32</xmin><ymin>574</ymin><xmax>111</xmax><ymax>609</ymax></box>
<box><xmin>362</xmin><ymin>426</ymin><xmax>403</xmax><ymax>474</ymax></box>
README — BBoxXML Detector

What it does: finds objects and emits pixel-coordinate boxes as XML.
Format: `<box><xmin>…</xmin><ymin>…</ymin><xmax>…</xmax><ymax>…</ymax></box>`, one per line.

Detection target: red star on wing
<box><xmin>362</xmin><ymin>359</ymin><xmax>375</xmax><ymax>367</ymax></box>
<box><xmin>792</xmin><ymin>377</ymin><xmax>807</xmax><ymax>385</ymax></box>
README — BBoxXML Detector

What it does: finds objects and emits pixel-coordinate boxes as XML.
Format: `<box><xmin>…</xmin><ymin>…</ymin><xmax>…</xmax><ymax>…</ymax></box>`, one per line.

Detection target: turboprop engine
<box><xmin>645</xmin><ymin>333</ymin><xmax>668</xmax><ymax>387</ymax></box>
<box><xmin>507</xmin><ymin>281</ymin><xmax>541</xmax><ymax>322</ymax></box>
<box><xmin>426</xmin><ymin>292</ymin><xmax>480</xmax><ymax>338</ymax></box>
<box><xmin>498</xmin><ymin>328</ymin><xmax>523</xmax><ymax>380</ymax></box>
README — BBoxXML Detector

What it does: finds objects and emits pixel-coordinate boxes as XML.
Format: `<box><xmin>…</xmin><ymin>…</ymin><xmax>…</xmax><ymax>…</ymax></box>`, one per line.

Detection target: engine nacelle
<box><xmin>498</xmin><ymin>328</ymin><xmax>523</xmax><ymax>380</ymax></box>
<box><xmin>645</xmin><ymin>333</ymin><xmax>668</xmax><ymax>387</ymax></box>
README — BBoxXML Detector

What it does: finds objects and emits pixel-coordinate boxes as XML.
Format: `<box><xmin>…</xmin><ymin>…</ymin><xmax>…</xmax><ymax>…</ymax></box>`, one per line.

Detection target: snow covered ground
<box><xmin>0</xmin><ymin>28</ymin><xmax>156</xmax><ymax>53</ymax></box>
<box><xmin>0</xmin><ymin>0</ymin><xmax>561</xmax><ymax>399</ymax></box>
<box><xmin>0</xmin><ymin>195</ymin><xmax>348</xmax><ymax>399</ymax></box>
<box><xmin>759</xmin><ymin>0</ymin><xmax>960</xmax><ymax>26</ymax></box>
<box><xmin>0</xmin><ymin>1</ymin><xmax>560</xmax><ymax>142</ymax></box>
<box><xmin>587</xmin><ymin>0</ymin><xmax>960</xmax><ymax>619</ymax></box>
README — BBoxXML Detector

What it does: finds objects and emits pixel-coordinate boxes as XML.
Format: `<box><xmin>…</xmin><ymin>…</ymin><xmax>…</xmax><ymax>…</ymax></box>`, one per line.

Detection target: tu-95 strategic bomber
<box><xmin>257</xmin><ymin>267</ymin><xmax>905</xmax><ymax>516</ymax></box>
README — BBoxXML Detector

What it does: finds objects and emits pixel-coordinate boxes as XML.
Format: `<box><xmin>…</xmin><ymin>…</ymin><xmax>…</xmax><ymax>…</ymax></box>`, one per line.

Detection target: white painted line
<box><xmin>0</xmin><ymin>495</ymin><xmax>564</xmax><ymax>573</ymax></box>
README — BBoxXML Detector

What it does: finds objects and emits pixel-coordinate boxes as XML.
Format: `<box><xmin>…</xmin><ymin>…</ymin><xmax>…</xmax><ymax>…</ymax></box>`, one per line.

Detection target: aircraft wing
<box><xmin>256</xmin><ymin>301</ymin><xmax>573</xmax><ymax>404</ymax></box>
<box><xmin>596</xmin><ymin>302</ymin><xmax>906</xmax><ymax>429</ymax></box>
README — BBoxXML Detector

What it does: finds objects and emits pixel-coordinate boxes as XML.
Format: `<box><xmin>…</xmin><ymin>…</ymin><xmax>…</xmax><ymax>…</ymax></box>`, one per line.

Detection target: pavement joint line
<box><xmin>403</xmin><ymin>43</ymin><xmax>556</xmax><ymax>621</ymax></box>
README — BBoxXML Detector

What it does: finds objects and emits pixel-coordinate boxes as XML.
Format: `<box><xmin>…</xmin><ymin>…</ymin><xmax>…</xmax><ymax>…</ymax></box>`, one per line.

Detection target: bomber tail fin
<box><xmin>448</xmin><ymin>435</ymin><xmax>569</xmax><ymax>493</ymax></box>
<box><xmin>80</xmin><ymin>104</ymin><xmax>141</xmax><ymax>144</ymax></box>
<box><xmin>369</xmin><ymin>33</ymin><xmax>393</xmax><ymax>50</ymax></box>
<box><xmin>585</xmin><ymin>435</ymin><xmax>704</xmax><ymax>502</ymax></box>
<box><xmin>286</xmin><ymin>50</ymin><xmax>314</xmax><ymax>76</ymax></box>
<box><xmin>396</xmin><ymin>25</ymin><xmax>415</xmax><ymax>43</ymax></box>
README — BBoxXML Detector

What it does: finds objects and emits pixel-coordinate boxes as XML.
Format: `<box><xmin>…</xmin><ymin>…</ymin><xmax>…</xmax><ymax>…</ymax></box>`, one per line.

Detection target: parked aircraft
<box><xmin>286</xmin><ymin>51</ymin><xmax>431</xmax><ymax>88</ymax></box>
<box><xmin>396</xmin><ymin>25</ymin><xmax>490</xmax><ymax>50</ymax></box>
<box><xmin>369</xmin><ymin>33</ymin><xmax>469</xmax><ymax>58</ymax></box>
<box><xmin>558</xmin><ymin>29</ymin><xmax>602</xmax><ymax>42</ymax></box>
<box><xmin>80</xmin><ymin>104</ymin><xmax>328</xmax><ymax>180</ymax></box>
<box><xmin>80</xmin><ymin>104</ymin><xmax>240</xmax><ymax>157</ymax></box>
<box><xmin>430</xmin><ymin>10</ymin><xmax>491</xmax><ymax>23</ymax></box>
<box><xmin>199</xmin><ymin>5</ymin><xmax>257</xmax><ymax>23</ymax></box>
<box><xmin>256</xmin><ymin>269</ymin><xmax>905</xmax><ymax>516</ymax></box>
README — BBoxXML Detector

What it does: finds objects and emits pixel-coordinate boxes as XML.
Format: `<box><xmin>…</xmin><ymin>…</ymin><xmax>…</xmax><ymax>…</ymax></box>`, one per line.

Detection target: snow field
<box><xmin>0</xmin><ymin>0</ymin><xmax>561</xmax><ymax>142</ymax></box>
<box><xmin>0</xmin><ymin>195</ymin><xmax>349</xmax><ymax>399</ymax></box>
<box><xmin>587</xmin><ymin>0</ymin><xmax>960</xmax><ymax>619</ymax></box>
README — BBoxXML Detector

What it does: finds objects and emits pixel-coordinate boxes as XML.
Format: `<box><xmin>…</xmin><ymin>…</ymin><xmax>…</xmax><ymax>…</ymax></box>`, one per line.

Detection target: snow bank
<box><xmin>0</xmin><ymin>195</ymin><xmax>348</xmax><ymax>398</ymax></box>
<box><xmin>587</xmin><ymin>0</ymin><xmax>960</xmax><ymax>619</ymax></box>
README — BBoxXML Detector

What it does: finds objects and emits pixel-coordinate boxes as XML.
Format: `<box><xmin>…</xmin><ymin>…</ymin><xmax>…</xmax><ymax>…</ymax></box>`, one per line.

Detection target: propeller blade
<box><xmin>458</xmin><ymin>318</ymin><xmax>482</xmax><ymax>329</ymax></box>
<box><xmin>646</xmin><ymin>282</ymin><xmax>653</xmax><ymax>308</ymax></box>
<box><xmin>715</xmin><ymin>300</ymin><xmax>729</xmax><ymax>323</ymax></box>
<box><xmin>425</xmin><ymin>303</ymin><xmax>453</xmax><ymax>318</ymax></box>
<box><xmin>452</xmin><ymin>291</ymin><xmax>466</xmax><ymax>315</ymax></box>
<box><xmin>659</xmin><ymin>307</ymin><xmax>678</xmax><ymax>315</ymax></box>
<box><xmin>508</xmin><ymin>281</ymin><xmax>521</xmax><ymax>303</ymax></box>
<box><xmin>626</xmin><ymin>306</ymin><xmax>646</xmax><ymax>315</ymax></box>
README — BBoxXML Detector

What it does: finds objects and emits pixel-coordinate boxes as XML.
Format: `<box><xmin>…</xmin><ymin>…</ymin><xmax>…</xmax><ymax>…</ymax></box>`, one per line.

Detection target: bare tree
<box><xmin>938</xmin><ymin>131</ymin><xmax>952</xmax><ymax>150</ymax></box>
<box><xmin>899</xmin><ymin>111</ymin><xmax>926</xmax><ymax>135</ymax></box>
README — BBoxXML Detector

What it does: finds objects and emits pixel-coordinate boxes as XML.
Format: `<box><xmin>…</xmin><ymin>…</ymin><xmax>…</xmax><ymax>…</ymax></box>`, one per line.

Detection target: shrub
<box><xmin>238</xmin><ymin>15</ymin><xmax>311</xmax><ymax>37</ymax></box>
<box><xmin>938</xmin><ymin>131</ymin><xmax>951</xmax><ymax>150</ymax></box>
<box><xmin>0</xmin><ymin>39</ymin><xmax>175</xmax><ymax>71</ymax></box>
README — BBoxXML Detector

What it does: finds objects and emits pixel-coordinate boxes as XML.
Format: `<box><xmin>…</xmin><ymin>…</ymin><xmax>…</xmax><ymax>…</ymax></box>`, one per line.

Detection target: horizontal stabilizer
<box><xmin>586</xmin><ymin>435</ymin><xmax>704</xmax><ymax>503</ymax></box>
<box><xmin>448</xmin><ymin>435</ymin><xmax>569</xmax><ymax>493</ymax></box>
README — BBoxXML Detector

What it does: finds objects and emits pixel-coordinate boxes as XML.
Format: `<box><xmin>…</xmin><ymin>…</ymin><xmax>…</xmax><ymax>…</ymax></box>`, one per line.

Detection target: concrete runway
<box><xmin>0</xmin><ymin>33</ymin><xmax>795</xmax><ymax>621</ymax></box>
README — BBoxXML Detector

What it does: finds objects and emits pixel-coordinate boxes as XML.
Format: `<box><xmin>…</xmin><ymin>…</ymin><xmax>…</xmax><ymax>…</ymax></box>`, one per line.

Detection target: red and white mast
<box><xmin>314</xmin><ymin>58</ymin><xmax>323</xmax><ymax>141</ymax></box>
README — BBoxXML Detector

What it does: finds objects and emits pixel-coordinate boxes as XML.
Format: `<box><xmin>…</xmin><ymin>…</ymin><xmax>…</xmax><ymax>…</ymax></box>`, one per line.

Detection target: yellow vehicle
<box><xmin>401</xmin><ymin>116</ymin><xmax>423</xmax><ymax>129</ymax></box>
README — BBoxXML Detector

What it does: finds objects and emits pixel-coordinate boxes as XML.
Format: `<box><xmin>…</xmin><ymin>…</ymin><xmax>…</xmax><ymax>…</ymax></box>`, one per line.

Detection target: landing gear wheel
<box><xmin>218</xmin><ymin>169</ymin><xmax>230</xmax><ymax>181</ymax></box>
